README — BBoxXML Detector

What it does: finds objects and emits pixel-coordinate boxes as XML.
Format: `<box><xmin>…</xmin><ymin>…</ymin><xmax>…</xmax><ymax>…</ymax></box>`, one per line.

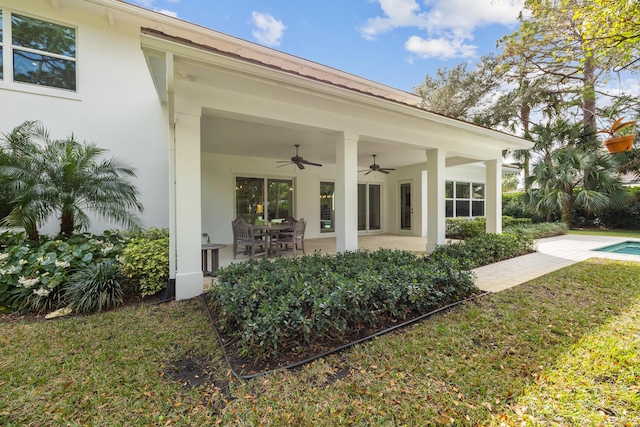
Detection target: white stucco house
<box><xmin>0</xmin><ymin>0</ymin><xmax>532</xmax><ymax>300</ymax></box>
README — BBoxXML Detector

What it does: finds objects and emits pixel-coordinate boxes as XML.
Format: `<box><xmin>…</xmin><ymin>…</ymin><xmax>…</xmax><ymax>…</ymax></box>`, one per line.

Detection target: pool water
<box><xmin>595</xmin><ymin>241</ymin><xmax>640</xmax><ymax>256</ymax></box>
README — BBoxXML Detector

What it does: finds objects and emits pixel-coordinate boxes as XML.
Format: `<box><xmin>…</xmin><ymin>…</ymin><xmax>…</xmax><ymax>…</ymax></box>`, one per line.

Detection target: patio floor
<box><xmin>206</xmin><ymin>234</ymin><xmax>640</xmax><ymax>293</ymax></box>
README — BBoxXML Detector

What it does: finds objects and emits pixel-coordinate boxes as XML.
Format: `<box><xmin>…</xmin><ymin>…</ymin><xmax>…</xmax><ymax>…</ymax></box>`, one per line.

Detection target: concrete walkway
<box><xmin>474</xmin><ymin>234</ymin><xmax>640</xmax><ymax>292</ymax></box>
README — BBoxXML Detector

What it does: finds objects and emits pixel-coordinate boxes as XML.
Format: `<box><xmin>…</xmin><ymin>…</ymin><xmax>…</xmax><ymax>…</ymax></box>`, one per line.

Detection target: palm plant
<box><xmin>0</xmin><ymin>121</ymin><xmax>143</xmax><ymax>239</ymax></box>
<box><xmin>0</xmin><ymin>121</ymin><xmax>54</xmax><ymax>240</ymax></box>
<box><xmin>526</xmin><ymin>120</ymin><xmax>628</xmax><ymax>227</ymax></box>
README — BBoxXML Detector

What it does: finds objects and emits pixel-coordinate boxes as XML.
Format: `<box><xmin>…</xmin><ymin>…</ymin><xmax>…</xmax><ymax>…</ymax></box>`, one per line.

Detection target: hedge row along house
<box><xmin>0</xmin><ymin>0</ymin><xmax>532</xmax><ymax>299</ymax></box>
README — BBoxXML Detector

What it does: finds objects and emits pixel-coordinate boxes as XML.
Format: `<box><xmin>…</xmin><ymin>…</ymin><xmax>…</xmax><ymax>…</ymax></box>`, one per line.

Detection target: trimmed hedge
<box><xmin>430</xmin><ymin>232</ymin><xmax>535</xmax><ymax>269</ymax></box>
<box><xmin>505</xmin><ymin>222</ymin><xmax>567</xmax><ymax>239</ymax></box>
<box><xmin>446</xmin><ymin>216</ymin><xmax>532</xmax><ymax>239</ymax></box>
<box><xmin>210</xmin><ymin>249</ymin><xmax>477</xmax><ymax>360</ymax></box>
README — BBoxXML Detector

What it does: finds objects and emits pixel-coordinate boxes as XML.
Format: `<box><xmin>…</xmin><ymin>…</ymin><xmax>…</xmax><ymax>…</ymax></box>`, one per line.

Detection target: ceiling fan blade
<box><xmin>296</xmin><ymin>162</ymin><xmax>305</xmax><ymax>170</ymax></box>
<box><xmin>301</xmin><ymin>160</ymin><xmax>322</xmax><ymax>167</ymax></box>
<box><xmin>380</xmin><ymin>170</ymin><xmax>390</xmax><ymax>174</ymax></box>
<box><xmin>277</xmin><ymin>162</ymin><xmax>293</xmax><ymax>168</ymax></box>
<box><xmin>380</xmin><ymin>168</ymin><xmax>395</xmax><ymax>172</ymax></box>
<box><xmin>358</xmin><ymin>169</ymin><xmax>370</xmax><ymax>173</ymax></box>
<box><xmin>276</xmin><ymin>160</ymin><xmax>292</xmax><ymax>163</ymax></box>
<box><xmin>364</xmin><ymin>170</ymin><xmax>372</xmax><ymax>175</ymax></box>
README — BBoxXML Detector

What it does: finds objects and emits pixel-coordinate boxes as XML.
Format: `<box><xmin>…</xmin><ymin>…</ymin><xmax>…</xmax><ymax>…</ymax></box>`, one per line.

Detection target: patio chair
<box><xmin>283</xmin><ymin>216</ymin><xmax>297</xmax><ymax>226</ymax></box>
<box><xmin>232</xmin><ymin>218</ymin><xmax>267</xmax><ymax>259</ymax></box>
<box><xmin>274</xmin><ymin>217</ymin><xmax>306</xmax><ymax>255</ymax></box>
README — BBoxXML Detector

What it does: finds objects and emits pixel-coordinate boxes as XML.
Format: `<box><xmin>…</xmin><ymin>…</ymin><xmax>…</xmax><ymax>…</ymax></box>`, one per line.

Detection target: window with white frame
<box><xmin>0</xmin><ymin>11</ymin><xmax>76</xmax><ymax>91</ymax></box>
<box><xmin>445</xmin><ymin>181</ymin><xmax>485</xmax><ymax>218</ymax></box>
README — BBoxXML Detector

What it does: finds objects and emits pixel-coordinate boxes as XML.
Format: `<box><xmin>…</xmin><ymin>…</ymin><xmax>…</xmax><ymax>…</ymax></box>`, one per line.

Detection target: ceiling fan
<box><xmin>276</xmin><ymin>144</ymin><xmax>322</xmax><ymax>169</ymax></box>
<box><xmin>359</xmin><ymin>154</ymin><xmax>395</xmax><ymax>175</ymax></box>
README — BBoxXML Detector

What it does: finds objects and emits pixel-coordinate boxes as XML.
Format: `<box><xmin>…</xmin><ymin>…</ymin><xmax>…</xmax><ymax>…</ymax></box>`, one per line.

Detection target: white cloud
<box><xmin>157</xmin><ymin>9</ymin><xmax>178</xmax><ymax>18</ymax></box>
<box><xmin>405</xmin><ymin>34</ymin><xmax>476</xmax><ymax>59</ymax></box>
<box><xmin>131</xmin><ymin>1</ymin><xmax>178</xmax><ymax>18</ymax></box>
<box><xmin>360</xmin><ymin>0</ymin><xmax>430</xmax><ymax>40</ymax></box>
<box><xmin>361</xmin><ymin>0</ymin><xmax>524</xmax><ymax>59</ymax></box>
<box><xmin>251</xmin><ymin>11</ymin><xmax>287</xmax><ymax>47</ymax></box>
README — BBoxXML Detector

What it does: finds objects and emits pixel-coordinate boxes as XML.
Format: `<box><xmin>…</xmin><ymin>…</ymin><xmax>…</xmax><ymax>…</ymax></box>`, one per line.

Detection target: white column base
<box><xmin>175</xmin><ymin>271</ymin><xmax>204</xmax><ymax>300</ymax></box>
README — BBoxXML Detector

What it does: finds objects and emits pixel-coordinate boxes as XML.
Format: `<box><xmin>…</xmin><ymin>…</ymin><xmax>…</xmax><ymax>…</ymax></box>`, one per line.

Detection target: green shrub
<box><xmin>446</xmin><ymin>216</ymin><xmax>533</xmax><ymax>239</ymax></box>
<box><xmin>505</xmin><ymin>222</ymin><xmax>567</xmax><ymax>239</ymax></box>
<box><xmin>210</xmin><ymin>249</ymin><xmax>477</xmax><ymax>360</ymax></box>
<box><xmin>446</xmin><ymin>217</ymin><xmax>486</xmax><ymax>239</ymax></box>
<box><xmin>1</xmin><ymin>232</ymin><xmax>123</xmax><ymax>312</ymax></box>
<box><xmin>503</xmin><ymin>192</ymin><xmax>548</xmax><ymax>223</ymax></box>
<box><xmin>65</xmin><ymin>259</ymin><xmax>124</xmax><ymax>314</ymax></box>
<box><xmin>502</xmin><ymin>216</ymin><xmax>532</xmax><ymax>228</ymax></box>
<box><xmin>592</xmin><ymin>187</ymin><xmax>640</xmax><ymax>229</ymax></box>
<box><xmin>120</xmin><ymin>228</ymin><xmax>169</xmax><ymax>297</ymax></box>
<box><xmin>430</xmin><ymin>232</ymin><xmax>534</xmax><ymax>268</ymax></box>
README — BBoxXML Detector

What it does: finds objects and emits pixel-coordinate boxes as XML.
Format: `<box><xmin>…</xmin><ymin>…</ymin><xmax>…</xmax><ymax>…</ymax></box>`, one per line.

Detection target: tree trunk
<box><xmin>582</xmin><ymin>57</ymin><xmax>597</xmax><ymax>131</ymax></box>
<box><xmin>60</xmin><ymin>211</ymin><xmax>74</xmax><ymax>236</ymax></box>
<box><xmin>521</xmin><ymin>103</ymin><xmax>532</xmax><ymax>190</ymax></box>
<box><xmin>561</xmin><ymin>193</ymin><xmax>575</xmax><ymax>229</ymax></box>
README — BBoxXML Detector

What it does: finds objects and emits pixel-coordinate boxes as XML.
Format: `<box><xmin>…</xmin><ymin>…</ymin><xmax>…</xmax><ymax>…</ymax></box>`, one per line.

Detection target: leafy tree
<box><xmin>502</xmin><ymin>174</ymin><xmax>519</xmax><ymax>192</ymax></box>
<box><xmin>570</xmin><ymin>0</ymin><xmax>640</xmax><ymax>69</ymax></box>
<box><xmin>499</xmin><ymin>0</ymin><xmax>627</xmax><ymax>131</ymax></box>
<box><xmin>414</xmin><ymin>54</ymin><xmax>504</xmax><ymax>120</ymax></box>
<box><xmin>0</xmin><ymin>121</ymin><xmax>143</xmax><ymax>239</ymax></box>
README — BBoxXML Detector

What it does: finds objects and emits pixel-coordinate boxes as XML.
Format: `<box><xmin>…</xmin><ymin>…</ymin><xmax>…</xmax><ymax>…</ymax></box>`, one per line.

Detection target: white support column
<box><xmin>335</xmin><ymin>133</ymin><xmax>359</xmax><ymax>252</ymax></box>
<box><xmin>426</xmin><ymin>148</ymin><xmax>446</xmax><ymax>253</ymax></box>
<box><xmin>174</xmin><ymin>108</ymin><xmax>203</xmax><ymax>300</ymax></box>
<box><xmin>485</xmin><ymin>158</ymin><xmax>502</xmax><ymax>234</ymax></box>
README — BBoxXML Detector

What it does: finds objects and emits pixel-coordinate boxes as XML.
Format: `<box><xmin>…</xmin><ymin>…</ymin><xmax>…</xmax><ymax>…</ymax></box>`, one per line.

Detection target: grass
<box><xmin>1</xmin><ymin>259</ymin><xmax>640</xmax><ymax>426</ymax></box>
<box><xmin>569</xmin><ymin>228</ymin><xmax>640</xmax><ymax>239</ymax></box>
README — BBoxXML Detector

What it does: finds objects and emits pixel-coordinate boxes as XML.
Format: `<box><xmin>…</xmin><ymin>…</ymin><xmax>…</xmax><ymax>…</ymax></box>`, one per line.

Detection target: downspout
<box><xmin>166</xmin><ymin>52</ymin><xmax>177</xmax><ymax>299</ymax></box>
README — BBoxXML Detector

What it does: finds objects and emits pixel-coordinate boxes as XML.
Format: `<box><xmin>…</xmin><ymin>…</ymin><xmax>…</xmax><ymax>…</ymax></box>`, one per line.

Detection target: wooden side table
<box><xmin>201</xmin><ymin>244</ymin><xmax>226</xmax><ymax>276</ymax></box>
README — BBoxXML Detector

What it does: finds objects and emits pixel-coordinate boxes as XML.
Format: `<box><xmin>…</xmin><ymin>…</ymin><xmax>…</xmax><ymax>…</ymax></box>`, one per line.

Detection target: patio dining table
<box><xmin>251</xmin><ymin>223</ymin><xmax>294</xmax><ymax>256</ymax></box>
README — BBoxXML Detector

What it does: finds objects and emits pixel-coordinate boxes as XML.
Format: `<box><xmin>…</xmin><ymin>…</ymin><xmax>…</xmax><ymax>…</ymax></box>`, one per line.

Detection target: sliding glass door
<box><xmin>399</xmin><ymin>181</ymin><xmax>412</xmax><ymax>232</ymax></box>
<box><xmin>358</xmin><ymin>183</ymin><xmax>382</xmax><ymax>232</ymax></box>
<box><xmin>235</xmin><ymin>177</ymin><xmax>293</xmax><ymax>223</ymax></box>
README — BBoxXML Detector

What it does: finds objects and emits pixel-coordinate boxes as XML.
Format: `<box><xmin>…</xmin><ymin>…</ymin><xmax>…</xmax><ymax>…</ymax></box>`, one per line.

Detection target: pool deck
<box><xmin>474</xmin><ymin>234</ymin><xmax>640</xmax><ymax>293</ymax></box>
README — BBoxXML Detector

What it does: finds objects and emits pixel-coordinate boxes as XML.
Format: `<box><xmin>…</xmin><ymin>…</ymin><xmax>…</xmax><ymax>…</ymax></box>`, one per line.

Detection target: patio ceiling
<box><xmin>200</xmin><ymin>110</ymin><xmax>485</xmax><ymax>170</ymax></box>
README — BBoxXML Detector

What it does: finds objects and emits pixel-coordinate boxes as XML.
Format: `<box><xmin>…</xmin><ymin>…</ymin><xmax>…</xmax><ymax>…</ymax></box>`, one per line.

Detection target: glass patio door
<box><xmin>358</xmin><ymin>183</ymin><xmax>381</xmax><ymax>232</ymax></box>
<box><xmin>267</xmin><ymin>179</ymin><xmax>293</xmax><ymax>222</ymax></box>
<box><xmin>399</xmin><ymin>181</ymin><xmax>412</xmax><ymax>232</ymax></box>
<box><xmin>235</xmin><ymin>177</ymin><xmax>293</xmax><ymax>223</ymax></box>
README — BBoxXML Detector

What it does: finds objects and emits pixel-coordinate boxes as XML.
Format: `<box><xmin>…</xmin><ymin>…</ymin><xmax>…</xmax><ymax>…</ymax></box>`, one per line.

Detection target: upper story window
<box><xmin>0</xmin><ymin>11</ymin><xmax>76</xmax><ymax>91</ymax></box>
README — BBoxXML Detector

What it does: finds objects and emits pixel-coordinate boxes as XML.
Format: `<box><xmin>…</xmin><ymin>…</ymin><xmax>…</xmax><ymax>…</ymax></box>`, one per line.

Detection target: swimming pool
<box><xmin>595</xmin><ymin>241</ymin><xmax>640</xmax><ymax>256</ymax></box>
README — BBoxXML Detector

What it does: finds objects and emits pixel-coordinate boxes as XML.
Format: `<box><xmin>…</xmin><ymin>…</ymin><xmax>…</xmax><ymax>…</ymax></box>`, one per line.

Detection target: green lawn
<box><xmin>1</xmin><ymin>259</ymin><xmax>639</xmax><ymax>426</ymax></box>
<box><xmin>569</xmin><ymin>228</ymin><xmax>640</xmax><ymax>239</ymax></box>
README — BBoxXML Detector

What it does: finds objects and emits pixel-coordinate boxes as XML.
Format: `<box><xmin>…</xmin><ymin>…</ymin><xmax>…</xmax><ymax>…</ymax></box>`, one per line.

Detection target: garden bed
<box><xmin>205</xmin><ymin>249</ymin><xmax>479</xmax><ymax>375</ymax></box>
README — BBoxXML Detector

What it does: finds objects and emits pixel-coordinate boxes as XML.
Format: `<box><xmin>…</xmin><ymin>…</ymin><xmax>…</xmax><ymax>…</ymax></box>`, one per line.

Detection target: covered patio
<box><xmin>141</xmin><ymin>24</ymin><xmax>532</xmax><ymax>300</ymax></box>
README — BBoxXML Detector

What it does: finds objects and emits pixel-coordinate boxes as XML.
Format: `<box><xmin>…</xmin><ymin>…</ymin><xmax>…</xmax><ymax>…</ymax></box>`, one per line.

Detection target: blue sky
<box><xmin>124</xmin><ymin>0</ymin><xmax>525</xmax><ymax>93</ymax></box>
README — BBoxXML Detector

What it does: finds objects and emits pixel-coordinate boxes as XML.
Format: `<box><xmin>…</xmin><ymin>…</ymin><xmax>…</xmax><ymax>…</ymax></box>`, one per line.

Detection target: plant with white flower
<box><xmin>101</xmin><ymin>243</ymin><xmax>115</xmax><ymax>254</ymax></box>
<box><xmin>19</xmin><ymin>259</ymin><xmax>28</xmax><ymax>265</ymax></box>
<box><xmin>32</xmin><ymin>288</ymin><xmax>51</xmax><ymax>297</ymax></box>
<box><xmin>36</xmin><ymin>255</ymin><xmax>46</xmax><ymax>263</ymax></box>
<box><xmin>0</xmin><ymin>253</ymin><xmax>8</xmax><ymax>261</ymax></box>
<box><xmin>54</xmin><ymin>260</ymin><xmax>70</xmax><ymax>268</ymax></box>
<box><xmin>18</xmin><ymin>276</ymin><xmax>39</xmax><ymax>288</ymax></box>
